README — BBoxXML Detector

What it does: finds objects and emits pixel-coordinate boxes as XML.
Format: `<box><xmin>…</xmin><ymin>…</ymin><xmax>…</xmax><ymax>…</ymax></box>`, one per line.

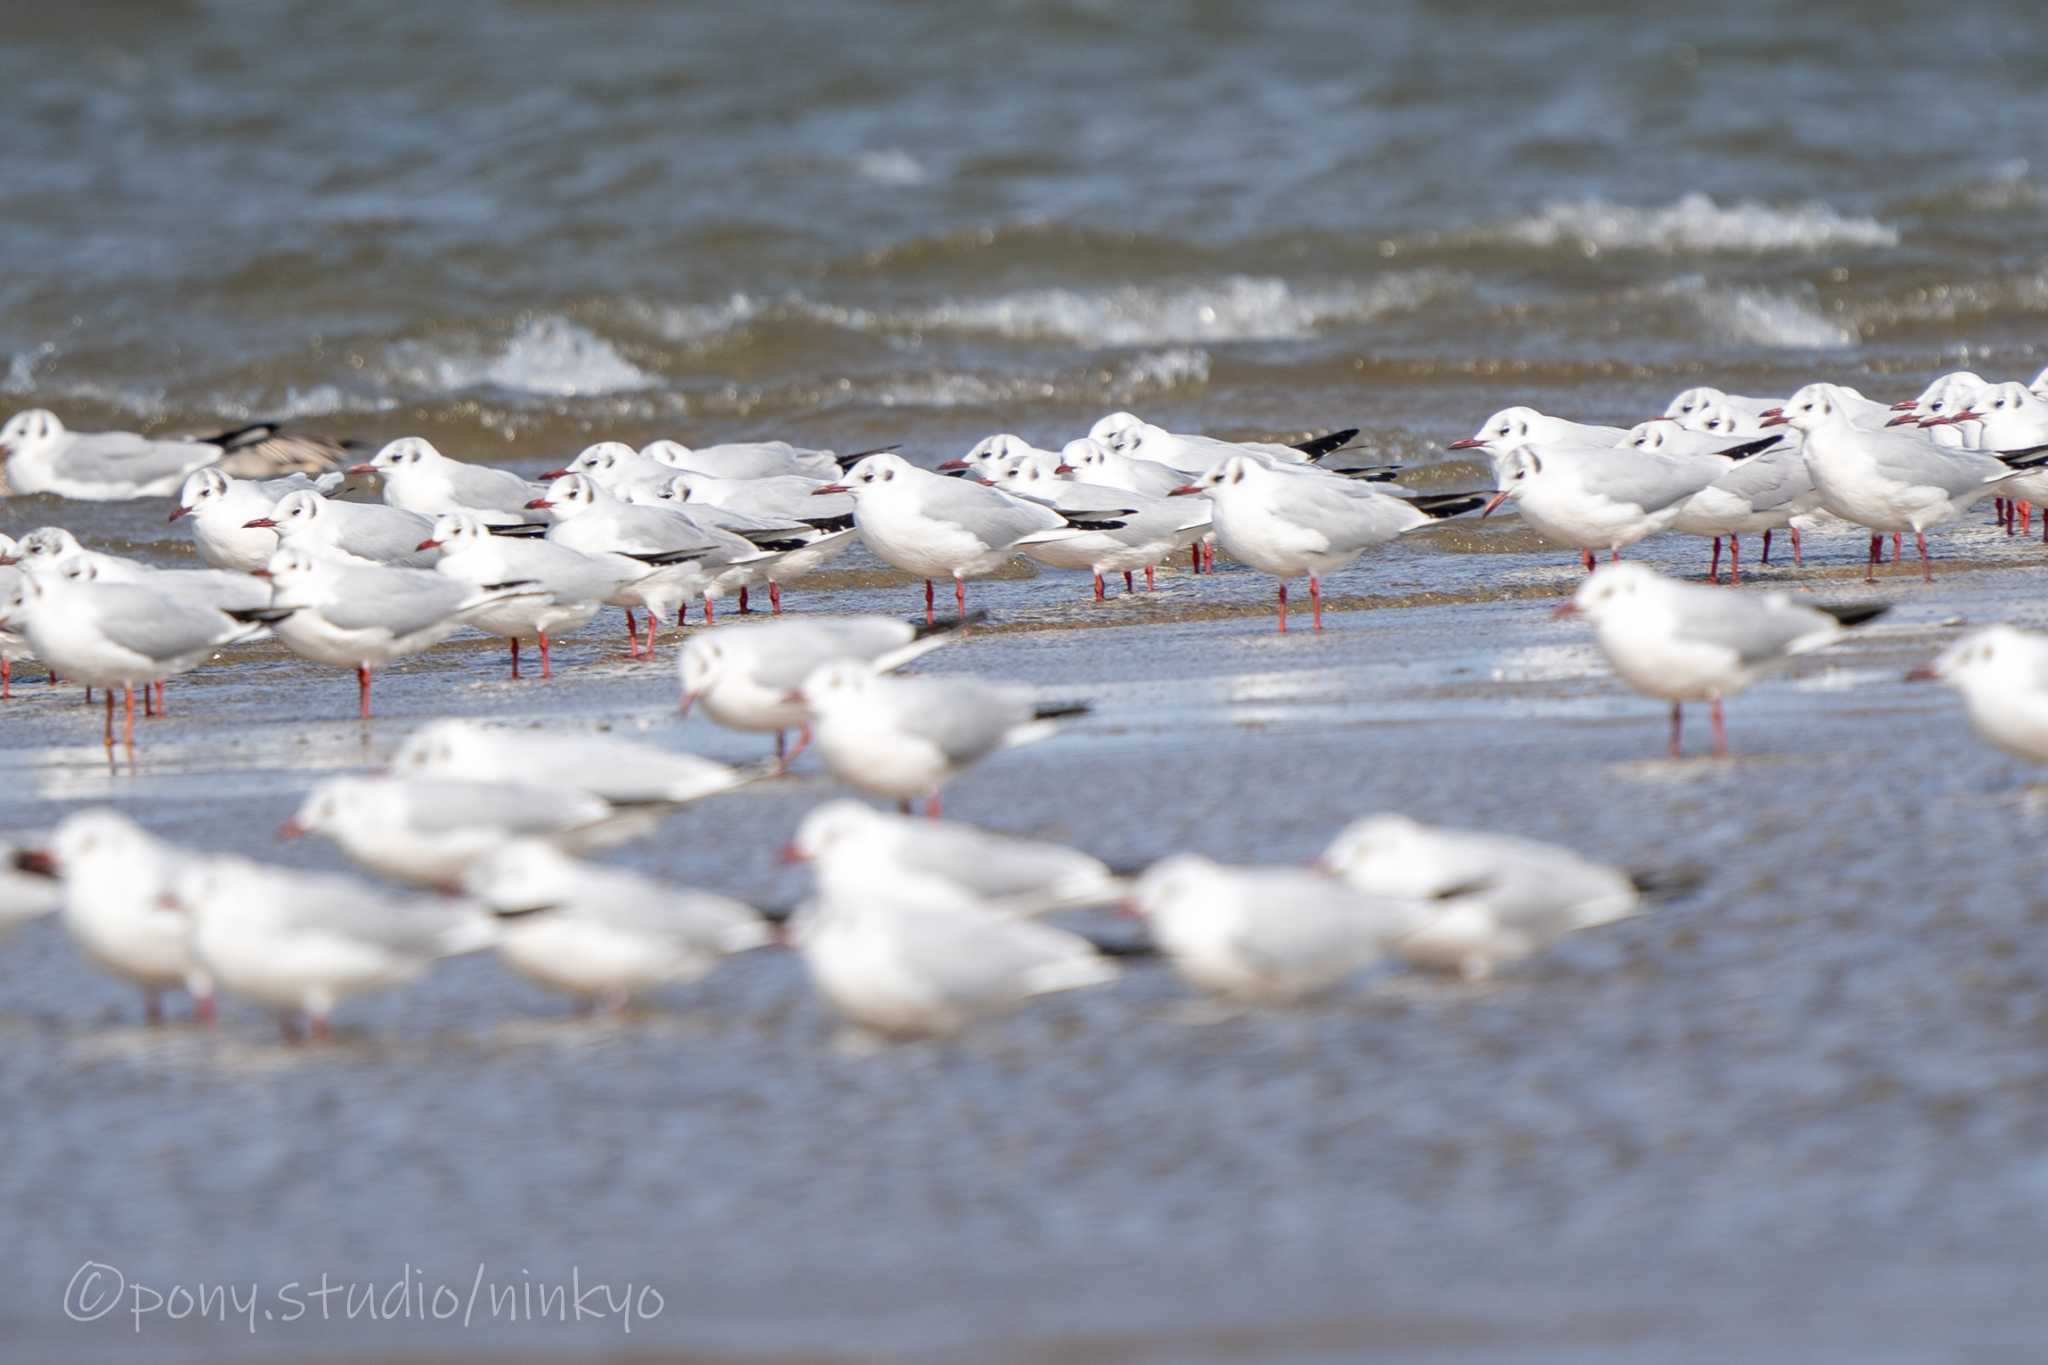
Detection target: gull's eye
<box><xmin>1495</xmin><ymin>425</ymin><xmax>1509</xmax><ymax>437</ymax></box>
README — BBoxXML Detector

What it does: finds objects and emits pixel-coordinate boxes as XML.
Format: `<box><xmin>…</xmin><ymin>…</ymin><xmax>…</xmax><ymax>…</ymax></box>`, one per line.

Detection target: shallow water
<box><xmin>10</xmin><ymin>1</ymin><xmax>2048</xmax><ymax>1359</ymax></box>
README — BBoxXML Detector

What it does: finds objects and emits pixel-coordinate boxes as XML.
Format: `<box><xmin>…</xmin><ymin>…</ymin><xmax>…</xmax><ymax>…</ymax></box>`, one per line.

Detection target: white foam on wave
<box><xmin>1687</xmin><ymin>286</ymin><xmax>1856</xmax><ymax>350</ymax></box>
<box><xmin>639</xmin><ymin>274</ymin><xmax>1455</xmax><ymax>349</ymax></box>
<box><xmin>1500</xmin><ymin>194</ymin><xmax>1899</xmax><ymax>254</ymax></box>
<box><xmin>854</xmin><ymin>148</ymin><xmax>929</xmax><ymax>187</ymax></box>
<box><xmin>863</xmin><ymin>347</ymin><xmax>1212</xmax><ymax>409</ymax></box>
<box><xmin>397</xmin><ymin>316</ymin><xmax>655</xmax><ymax>399</ymax></box>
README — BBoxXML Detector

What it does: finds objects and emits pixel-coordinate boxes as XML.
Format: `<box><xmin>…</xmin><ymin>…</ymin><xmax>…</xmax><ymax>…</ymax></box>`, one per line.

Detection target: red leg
<box><xmin>144</xmin><ymin>990</ymin><xmax>164</xmax><ymax>1026</ymax></box>
<box><xmin>310</xmin><ymin>1014</ymin><xmax>330</xmax><ymax>1043</ymax></box>
<box><xmin>1790</xmin><ymin>525</ymin><xmax>1803</xmax><ymax>566</ymax></box>
<box><xmin>1728</xmin><ymin>534</ymin><xmax>1741</xmax><ymax>586</ymax></box>
<box><xmin>1123</xmin><ymin>569</ymin><xmax>1134</xmax><ymax>593</ymax></box>
<box><xmin>1611</xmin><ymin>547</ymin><xmax>1621</xmax><ymax>563</ymax></box>
<box><xmin>1581</xmin><ymin>548</ymin><xmax>1596</xmax><ymax>572</ymax></box>
<box><xmin>924</xmin><ymin>579</ymin><xmax>935</xmax><ymax>625</ymax></box>
<box><xmin>955</xmin><ymin>576</ymin><xmax>967</xmax><ymax>616</ymax></box>
<box><xmin>643</xmin><ymin>609</ymin><xmax>657</xmax><ymax>658</ymax></box>
<box><xmin>509</xmin><ymin>638</ymin><xmax>521</xmax><ymax>680</ymax></box>
<box><xmin>357</xmin><ymin>665</ymin><xmax>372</xmax><ymax>719</ymax></box>
<box><xmin>539</xmin><ymin>631</ymin><xmax>553</xmax><ymax>679</ymax></box>
<box><xmin>142</xmin><ymin>683</ymin><xmax>154</xmax><ymax>718</ymax></box>
<box><xmin>1892</xmin><ymin>532</ymin><xmax>1902</xmax><ymax>562</ymax></box>
<box><xmin>1866</xmin><ymin>534</ymin><xmax>1880</xmax><ymax>582</ymax></box>
<box><xmin>1093</xmin><ymin>572</ymin><xmax>1105</xmax><ymax>602</ymax></box>
<box><xmin>102</xmin><ymin>689</ymin><xmax>114</xmax><ymax>746</ymax></box>
<box><xmin>738</xmin><ymin>586</ymin><xmax>751</xmax><ymax>614</ymax></box>
<box><xmin>1761</xmin><ymin>528</ymin><xmax>1773</xmax><ymax>564</ymax></box>
<box><xmin>2</xmin><ymin>658</ymin><xmax>10</xmax><ymax>700</ymax></box>
<box><xmin>1710</xmin><ymin>697</ymin><xmax>1728</xmax><ymax>757</ymax></box>
<box><xmin>154</xmin><ymin>681</ymin><xmax>166</xmax><ymax>713</ymax></box>
<box><xmin>1669</xmin><ymin>701</ymin><xmax>1682</xmax><ymax>759</ymax></box>
<box><xmin>1145</xmin><ymin>565</ymin><xmax>1155</xmax><ymax>591</ymax></box>
<box><xmin>923</xmin><ymin>793</ymin><xmax>942</xmax><ymax>820</ymax></box>
<box><xmin>624</xmin><ymin>608</ymin><xmax>640</xmax><ymax>659</ymax></box>
<box><xmin>1204</xmin><ymin>542</ymin><xmax>1215</xmax><ymax>572</ymax></box>
<box><xmin>1276</xmin><ymin>581</ymin><xmax>1289</xmax><ymax>634</ymax></box>
<box><xmin>1310</xmin><ymin>574</ymin><xmax>1323</xmax><ymax>631</ymax></box>
<box><xmin>1191</xmin><ymin>544</ymin><xmax>1202</xmax><ymax>575</ymax></box>
<box><xmin>1916</xmin><ymin>529</ymin><xmax>1932</xmax><ymax>583</ymax></box>
<box><xmin>770</xmin><ymin>581</ymin><xmax>782</xmax><ymax>614</ymax></box>
<box><xmin>123</xmin><ymin>685</ymin><xmax>136</xmax><ymax>747</ymax></box>
<box><xmin>194</xmin><ymin>993</ymin><xmax>216</xmax><ymax>1025</ymax></box>
<box><xmin>703</xmin><ymin>596</ymin><xmax>715</xmax><ymax>625</ymax></box>
<box><xmin>2025</xmin><ymin>502</ymin><xmax>2035</xmax><ymax>534</ymax></box>
<box><xmin>1707</xmin><ymin>536</ymin><xmax>1721</xmax><ymax>583</ymax></box>
<box><xmin>784</xmin><ymin>722</ymin><xmax>811</xmax><ymax>765</ymax></box>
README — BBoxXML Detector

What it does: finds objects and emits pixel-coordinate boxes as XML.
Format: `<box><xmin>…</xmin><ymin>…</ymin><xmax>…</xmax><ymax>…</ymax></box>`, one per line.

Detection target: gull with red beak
<box><xmin>0</xmin><ymin>558</ymin><xmax>285</xmax><ymax>746</ymax></box>
<box><xmin>170</xmin><ymin>467</ymin><xmax>333</xmax><ymax>571</ymax></box>
<box><xmin>1906</xmin><ymin>625</ymin><xmax>2048</xmax><ymax>764</ymax></box>
<box><xmin>168</xmin><ymin>854</ymin><xmax>499</xmax><ymax>1042</ymax></box>
<box><xmin>527</xmin><ymin>472</ymin><xmax>780</xmax><ymax>655</ymax></box>
<box><xmin>1558</xmin><ymin>562</ymin><xmax>1887</xmax><ymax>758</ymax></box>
<box><xmin>632</xmin><ymin>471</ymin><xmax>857</xmax><ymax>613</ymax></box>
<box><xmin>822</xmin><ymin>451</ymin><xmax>1121</xmax><ymax>624</ymax></box>
<box><xmin>0</xmin><ymin>408</ymin><xmax>341</xmax><ymax>499</ymax></box>
<box><xmin>349</xmin><ymin>436</ymin><xmax>544</xmax><ymax>526</ymax></box>
<box><xmin>1627</xmin><ymin>420</ymin><xmax>1812</xmax><ymax>583</ymax></box>
<box><xmin>415</xmin><ymin>510</ymin><xmax>636</xmax><ymax>679</ymax></box>
<box><xmin>41</xmin><ymin>808</ymin><xmax>215</xmax><ymax>1024</ymax></box>
<box><xmin>1766</xmin><ymin>381</ymin><xmax>2048</xmax><ymax>580</ymax></box>
<box><xmin>542</xmin><ymin>441</ymin><xmax>676</xmax><ymax>498</ymax></box>
<box><xmin>934</xmin><ymin>432</ymin><xmax>1064</xmax><ymax>478</ymax></box>
<box><xmin>0</xmin><ymin>535</ymin><xmax>35</xmax><ymax>696</ymax></box>
<box><xmin>1482</xmin><ymin>434</ymin><xmax>1766</xmax><ymax>573</ymax></box>
<box><xmin>791</xmin><ymin>658</ymin><xmax>1088</xmax><ymax>818</ymax></box>
<box><xmin>1663</xmin><ymin>387</ymin><xmax>1785</xmax><ymax>426</ymax></box>
<box><xmin>677</xmin><ymin>611</ymin><xmax>981</xmax><ymax>763</ymax></box>
<box><xmin>1446</xmin><ymin>406</ymin><xmax>1629</xmax><ymax>471</ymax></box>
<box><xmin>258</xmin><ymin>543</ymin><xmax>547</xmax><ymax>719</ymax></box>
<box><xmin>1173</xmin><ymin>455</ymin><xmax>1481</xmax><ymax>631</ymax></box>
<box><xmin>246</xmin><ymin>488</ymin><xmax>437</xmax><ymax>566</ymax></box>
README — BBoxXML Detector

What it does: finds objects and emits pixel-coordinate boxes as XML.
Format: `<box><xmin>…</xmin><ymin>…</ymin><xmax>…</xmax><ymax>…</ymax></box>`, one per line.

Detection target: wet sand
<box><xmin>7</xmin><ymin>490</ymin><xmax>2048</xmax><ymax>1361</ymax></box>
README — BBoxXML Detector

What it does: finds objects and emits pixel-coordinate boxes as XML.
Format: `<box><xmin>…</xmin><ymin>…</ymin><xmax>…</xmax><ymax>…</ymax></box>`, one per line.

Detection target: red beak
<box><xmin>416</xmin><ymin>538</ymin><xmax>441</xmax><ymax>551</ymax></box>
<box><xmin>1759</xmin><ymin>413</ymin><xmax>1790</xmax><ymax>427</ymax></box>
<box><xmin>780</xmin><ymin>689</ymin><xmax>805</xmax><ymax>704</ymax></box>
<box><xmin>811</xmin><ymin>484</ymin><xmax>850</xmax><ymax>495</ymax></box>
<box><xmin>524</xmin><ymin>497</ymin><xmax>553</xmax><ymax>510</ymax></box>
<box><xmin>776</xmin><ymin>843</ymin><xmax>806</xmax><ymax>865</ymax></box>
<box><xmin>249</xmin><ymin>568</ymin><xmax>273</xmax><ymax>579</ymax></box>
<box><xmin>934</xmin><ymin>458</ymin><xmax>970</xmax><ymax>471</ymax></box>
<box><xmin>1891</xmin><ymin>399</ymin><xmax>1919</xmax><ymax>410</ymax></box>
<box><xmin>1479</xmin><ymin>488</ymin><xmax>1512</xmax><ymax>518</ymax></box>
<box><xmin>1551</xmin><ymin>601</ymin><xmax>1580</xmax><ymax>619</ymax></box>
<box><xmin>1886</xmin><ymin>412</ymin><xmax>1922</xmax><ymax>427</ymax></box>
<box><xmin>1759</xmin><ymin>407</ymin><xmax>1784</xmax><ymax>419</ymax></box>
<box><xmin>1445</xmin><ymin>437</ymin><xmax>1486</xmax><ymax>450</ymax></box>
<box><xmin>346</xmin><ymin>462</ymin><xmax>378</xmax><ymax>475</ymax></box>
<box><xmin>11</xmin><ymin>848</ymin><xmax>56</xmax><ymax>877</ymax></box>
<box><xmin>1166</xmin><ymin>484</ymin><xmax>1202</xmax><ymax>497</ymax></box>
<box><xmin>1053</xmin><ymin>463</ymin><xmax>1075</xmax><ymax>474</ymax></box>
<box><xmin>537</xmin><ymin>467</ymin><xmax>571</xmax><ymax>479</ymax></box>
<box><xmin>1949</xmin><ymin>409</ymin><xmax>1982</xmax><ymax>423</ymax></box>
<box><xmin>1904</xmin><ymin>663</ymin><xmax>1940</xmax><ymax>682</ymax></box>
<box><xmin>276</xmin><ymin>818</ymin><xmax>307</xmax><ymax>841</ymax></box>
<box><xmin>167</xmin><ymin>505</ymin><xmax>190</xmax><ymax>522</ymax></box>
<box><xmin>243</xmin><ymin>517</ymin><xmax>279</xmax><ymax>528</ymax></box>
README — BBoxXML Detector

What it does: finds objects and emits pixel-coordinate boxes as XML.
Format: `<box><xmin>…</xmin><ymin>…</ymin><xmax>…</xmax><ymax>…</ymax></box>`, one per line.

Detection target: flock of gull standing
<box><xmin>0</xmin><ymin>360</ymin><xmax>2046</xmax><ymax>1044</ymax></box>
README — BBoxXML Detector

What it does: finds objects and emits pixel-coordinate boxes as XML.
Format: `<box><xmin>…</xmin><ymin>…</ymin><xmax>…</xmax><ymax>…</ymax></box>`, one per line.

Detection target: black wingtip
<box><xmin>225</xmin><ymin>606</ymin><xmax>297</xmax><ymax>624</ymax></box>
<box><xmin>1628</xmin><ymin>863</ymin><xmax>1708</xmax><ymax>902</ymax></box>
<box><xmin>1716</xmin><ymin>435</ymin><xmax>1782</xmax><ymax>460</ymax></box>
<box><xmin>1081</xmin><ymin>933</ymin><xmax>1160</xmax><ymax>960</ymax></box>
<box><xmin>834</xmin><ymin>443</ymin><xmax>901</xmax><ymax>468</ymax></box>
<box><xmin>756</xmin><ymin>902</ymin><xmax>796</xmax><ymax>926</ymax></box>
<box><xmin>911</xmin><ymin>609</ymin><xmax>988</xmax><ymax>639</ymax></box>
<box><xmin>1332</xmin><ymin>464</ymin><xmax>1403</xmax><ymax>483</ymax></box>
<box><xmin>482</xmin><ymin>577</ymin><xmax>545</xmax><ymax>593</ymax></box>
<box><xmin>1291</xmin><ymin>428</ymin><xmax>1361</xmax><ymax>460</ymax></box>
<box><xmin>198</xmin><ymin>420</ymin><xmax>285</xmax><ymax>451</ymax></box>
<box><xmin>486</xmin><ymin>522</ymin><xmax>548</xmax><ymax>538</ymax></box>
<box><xmin>1033</xmin><ymin>702</ymin><xmax>1090</xmax><ymax>722</ymax></box>
<box><xmin>629</xmin><ymin>549</ymin><xmax>712</xmax><ymax>566</ymax></box>
<box><xmin>1997</xmin><ymin>443</ymin><xmax>2048</xmax><ymax>468</ymax></box>
<box><xmin>746</xmin><ymin>537</ymin><xmax>814</xmax><ymax>553</ymax></box>
<box><xmin>799</xmin><ymin>513</ymin><xmax>856</xmax><ymax>532</ymax></box>
<box><xmin>1405</xmin><ymin>492</ymin><xmax>1488</xmax><ymax>520</ymax></box>
<box><xmin>1815</xmin><ymin>602</ymin><xmax>1890</xmax><ymax>629</ymax></box>
<box><xmin>1060</xmin><ymin>516</ymin><xmax>1131</xmax><ymax>532</ymax></box>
